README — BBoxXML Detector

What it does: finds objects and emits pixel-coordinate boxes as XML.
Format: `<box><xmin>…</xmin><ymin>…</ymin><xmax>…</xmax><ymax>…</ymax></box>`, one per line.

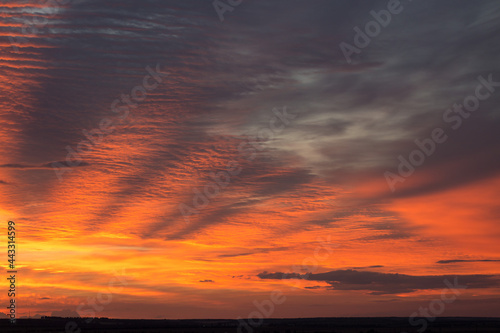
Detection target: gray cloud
<box><xmin>0</xmin><ymin>162</ymin><xmax>89</xmax><ymax>169</ymax></box>
<box><xmin>2</xmin><ymin>0</ymin><xmax>500</xmax><ymax>247</ymax></box>
<box><xmin>351</xmin><ymin>265</ymin><xmax>384</xmax><ymax>269</ymax></box>
<box><xmin>437</xmin><ymin>259</ymin><xmax>500</xmax><ymax>264</ymax></box>
<box><xmin>258</xmin><ymin>269</ymin><xmax>500</xmax><ymax>295</ymax></box>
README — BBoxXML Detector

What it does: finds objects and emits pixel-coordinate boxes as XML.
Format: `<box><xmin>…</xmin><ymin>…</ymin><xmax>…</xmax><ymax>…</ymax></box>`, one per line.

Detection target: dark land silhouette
<box><xmin>1</xmin><ymin>317</ymin><xmax>499</xmax><ymax>333</ymax></box>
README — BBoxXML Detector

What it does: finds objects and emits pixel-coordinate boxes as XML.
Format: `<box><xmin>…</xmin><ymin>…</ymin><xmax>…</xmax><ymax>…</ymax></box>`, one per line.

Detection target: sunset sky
<box><xmin>1</xmin><ymin>0</ymin><xmax>500</xmax><ymax>320</ymax></box>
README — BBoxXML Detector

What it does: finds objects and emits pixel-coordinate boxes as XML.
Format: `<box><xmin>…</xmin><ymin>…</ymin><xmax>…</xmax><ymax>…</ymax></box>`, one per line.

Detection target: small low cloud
<box><xmin>437</xmin><ymin>259</ymin><xmax>500</xmax><ymax>264</ymax></box>
<box><xmin>218</xmin><ymin>253</ymin><xmax>253</xmax><ymax>258</ymax></box>
<box><xmin>199</xmin><ymin>279</ymin><xmax>214</xmax><ymax>283</ymax></box>
<box><xmin>217</xmin><ymin>247</ymin><xmax>289</xmax><ymax>259</ymax></box>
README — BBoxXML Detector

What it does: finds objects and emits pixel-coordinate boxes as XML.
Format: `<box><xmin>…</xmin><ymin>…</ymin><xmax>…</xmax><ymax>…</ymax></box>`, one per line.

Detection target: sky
<box><xmin>0</xmin><ymin>0</ymin><xmax>500</xmax><ymax>320</ymax></box>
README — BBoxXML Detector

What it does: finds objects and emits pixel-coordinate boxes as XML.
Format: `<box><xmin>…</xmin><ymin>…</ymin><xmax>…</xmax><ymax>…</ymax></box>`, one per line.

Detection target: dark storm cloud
<box><xmin>258</xmin><ymin>269</ymin><xmax>500</xmax><ymax>295</ymax></box>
